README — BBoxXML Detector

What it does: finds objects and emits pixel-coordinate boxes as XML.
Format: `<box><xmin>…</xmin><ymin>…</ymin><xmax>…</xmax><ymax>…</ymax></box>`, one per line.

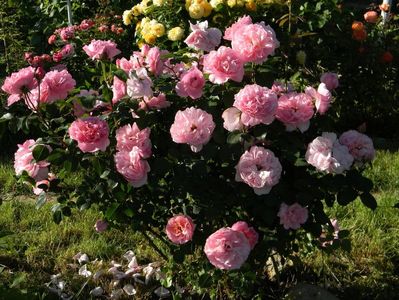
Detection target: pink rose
<box><xmin>170</xmin><ymin>107</ymin><xmax>215</xmax><ymax>152</ymax></box>
<box><xmin>224</xmin><ymin>15</ymin><xmax>253</xmax><ymax>41</ymax></box>
<box><xmin>165</xmin><ymin>215</ymin><xmax>195</xmax><ymax>244</ymax></box>
<box><xmin>278</xmin><ymin>203</ymin><xmax>308</xmax><ymax>230</ymax></box>
<box><xmin>204</xmin><ymin>227</ymin><xmax>251</xmax><ymax>270</ymax></box>
<box><xmin>364</xmin><ymin>11</ymin><xmax>379</xmax><ymax>23</ymax></box>
<box><xmin>305</xmin><ymin>132</ymin><xmax>354</xmax><ymax>174</ymax></box>
<box><xmin>233</xmin><ymin>84</ymin><xmax>278</xmax><ymax>127</ymax></box>
<box><xmin>114</xmin><ymin>148</ymin><xmax>150</xmax><ymax>187</ymax></box>
<box><xmin>339</xmin><ymin>130</ymin><xmax>375</xmax><ymax>162</ymax></box>
<box><xmin>305</xmin><ymin>83</ymin><xmax>332</xmax><ymax>115</ymax></box>
<box><xmin>112</xmin><ymin>76</ymin><xmax>127</xmax><ymax>104</ymax></box>
<box><xmin>184</xmin><ymin>21</ymin><xmax>222</xmax><ymax>52</ymax></box>
<box><xmin>48</xmin><ymin>34</ymin><xmax>57</xmax><ymax>45</ymax></box>
<box><xmin>83</xmin><ymin>39</ymin><xmax>121</xmax><ymax>60</ymax></box>
<box><xmin>175</xmin><ymin>65</ymin><xmax>205</xmax><ymax>100</ymax></box>
<box><xmin>68</xmin><ymin>117</ymin><xmax>110</xmax><ymax>153</ymax></box>
<box><xmin>1</xmin><ymin>66</ymin><xmax>37</xmax><ymax>106</ymax></box>
<box><xmin>14</xmin><ymin>139</ymin><xmax>50</xmax><ymax>181</ymax></box>
<box><xmin>116</xmin><ymin>123</ymin><xmax>152</xmax><ymax>158</ymax></box>
<box><xmin>94</xmin><ymin>220</ymin><xmax>108</xmax><ymax>233</ymax></box>
<box><xmin>139</xmin><ymin>93</ymin><xmax>171</xmax><ymax>110</ymax></box>
<box><xmin>116</xmin><ymin>57</ymin><xmax>136</xmax><ymax>74</ymax></box>
<box><xmin>126</xmin><ymin>68</ymin><xmax>153</xmax><ymax>99</ymax></box>
<box><xmin>60</xmin><ymin>44</ymin><xmax>75</xmax><ymax>58</ymax></box>
<box><xmin>231</xmin><ymin>221</ymin><xmax>259</xmax><ymax>249</ymax></box>
<box><xmin>203</xmin><ymin>46</ymin><xmax>244</xmax><ymax>84</ymax></box>
<box><xmin>271</xmin><ymin>81</ymin><xmax>294</xmax><ymax>96</ymax></box>
<box><xmin>145</xmin><ymin>47</ymin><xmax>168</xmax><ymax>76</ymax></box>
<box><xmin>33</xmin><ymin>179</ymin><xmax>50</xmax><ymax>195</ymax></box>
<box><xmin>231</xmin><ymin>22</ymin><xmax>279</xmax><ymax>64</ymax></box>
<box><xmin>276</xmin><ymin>92</ymin><xmax>314</xmax><ymax>132</ymax></box>
<box><xmin>320</xmin><ymin>72</ymin><xmax>339</xmax><ymax>91</ymax></box>
<box><xmin>60</xmin><ymin>26</ymin><xmax>74</xmax><ymax>41</ymax></box>
<box><xmin>222</xmin><ymin>107</ymin><xmax>244</xmax><ymax>132</ymax></box>
<box><xmin>235</xmin><ymin>146</ymin><xmax>282</xmax><ymax>195</ymax></box>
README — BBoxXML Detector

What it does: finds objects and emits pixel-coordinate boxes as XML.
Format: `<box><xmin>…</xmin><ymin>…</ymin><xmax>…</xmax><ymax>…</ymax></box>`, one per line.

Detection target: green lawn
<box><xmin>0</xmin><ymin>151</ymin><xmax>398</xmax><ymax>299</ymax></box>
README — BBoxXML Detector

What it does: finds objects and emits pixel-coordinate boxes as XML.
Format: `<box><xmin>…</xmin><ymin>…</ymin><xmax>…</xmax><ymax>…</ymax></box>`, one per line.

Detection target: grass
<box><xmin>0</xmin><ymin>151</ymin><xmax>398</xmax><ymax>299</ymax></box>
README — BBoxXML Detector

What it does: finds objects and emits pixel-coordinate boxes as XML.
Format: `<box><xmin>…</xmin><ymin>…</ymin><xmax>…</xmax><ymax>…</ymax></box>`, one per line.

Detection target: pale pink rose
<box><xmin>235</xmin><ymin>146</ymin><xmax>282</xmax><ymax>195</ymax></box>
<box><xmin>165</xmin><ymin>215</ymin><xmax>195</xmax><ymax>244</ymax></box>
<box><xmin>68</xmin><ymin>117</ymin><xmax>110</xmax><ymax>153</ymax></box>
<box><xmin>224</xmin><ymin>15</ymin><xmax>252</xmax><ymax>41</ymax></box>
<box><xmin>276</xmin><ymin>92</ymin><xmax>314</xmax><ymax>132</ymax></box>
<box><xmin>30</xmin><ymin>70</ymin><xmax>76</xmax><ymax>105</ymax></box>
<box><xmin>1</xmin><ymin>66</ymin><xmax>38</xmax><ymax>106</ymax></box>
<box><xmin>114</xmin><ymin>147</ymin><xmax>150</xmax><ymax>187</ymax></box>
<box><xmin>116</xmin><ymin>123</ymin><xmax>152</xmax><ymax>158</ymax></box>
<box><xmin>271</xmin><ymin>81</ymin><xmax>294</xmax><ymax>96</ymax></box>
<box><xmin>145</xmin><ymin>47</ymin><xmax>167</xmax><ymax>76</ymax></box>
<box><xmin>116</xmin><ymin>57</ymin><xmax>135</xmax><ymax>74</ymax></box>
<box><xmin>94</xmin><ymin>220</ymin><xmax>108</xmax><ymax>233</ymax></box>
<box><xmin>339</xmin><ymin>130</ymin><xmax>375</xmax><ymax>162</ymax></box>
<box><xmin>203</xmin><ymin>46</ymin><xmax>244</xmax><ymax>84</ymax></box>
<box><xmin>231</xmin><ymin>221</ymin><xmax>259</xmax><ymax>249</ymax></box>
<box><xmin>60</xmin><ymin>44</ymin><xmax>75</xmax><ymax>58</ymax></box>
<box><xmin>83</xmin><ymin>39</ymin><xmax>121</xmax><ymax>60</ymax></box>
<box><xmin>305</xmin><ymin>83</ymin><xmax>332</xmax><ymax>115</ymax></box>
<box><xmin>139</xmin><ymin>93</ymin><xmax>171</xmax><ymax>110</ymax></box>
<box><xmin>48</xmin><ymin>34</ymin><xmax>57</xmax><ymax>45</ymax></box>
<box><xmin>320</xmin><ymin>72</ymin><xmax>339</xmax><ymax>91</ymax></box>
<box><xmin>112</xmin><ymin>76</ymin><xmax>127</xmax><ymax>104</ymax></box>
<box><xmin>175</xmin><ymin>65</ymin><xmax>205</xmax><ymax>100</ymax></box>
<box><xmin>233</xmin><ymin>84</ymin><xmax>278</xmax><ymax>127</ymax></box>
<box><xmin>170</xmin><ymin>107</ymin><xmax>215</xmax><ymax>152</ymax></box>
<box><xmin>184</xmin><ymin>21</ymin><xmax>222</xmax><ymax>52</ymax></box>
<box><xmin>278</xmin><ymin>203</ymin><xmax>308</xmax><ymax>230</ymax></box>
<box><xmin>126</xmin><ymin>68</ymin><xmax>153</xmax><ymax>99</ymax></box>
<box><xmin>80</xmin><ymin>19</ymin><xmax>95</xmax><ymax>31</ymax></box>
<box><xmin>60</xmin><ymin>26</ymin><xmax>74</xmax><ymax>41</ymax></box>
<box><xmin>222</xmin><ymin>107</ymin><xmax>244</xmax><ymax>132</ymax></box>
<box><xmin>305</xmin><ymin>132</ymin><xmax>354</xmax><ymax>174</ymax></box>
<box><xmin>204</xmin><ymin>227</ymin><xmax>251</xmax><ymax>270</ymax></box>
<box><xmin>231</xmin><ymin>22</ymin><xmax>279</xmax><ymax>64</ymax></box>
<box><xmin>14</xmin><ymin>139</ymin><xmax>50</xmax><ymax>181</ymax></box>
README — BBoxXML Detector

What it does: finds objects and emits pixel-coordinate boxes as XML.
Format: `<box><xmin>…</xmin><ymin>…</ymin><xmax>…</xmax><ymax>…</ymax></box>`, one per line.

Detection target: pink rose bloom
<box><xmin>14</xmin><ymin>139</ymin><xmax>50</xmax><ymax>182</ymax></box>
<box><xmin>364</xmin><ymin>11</ymin><xmax>379</xmax><ymax>23</ymax></box>
<box><xmin>204</xmin><ymin>227</ymin><xmax>251</xmax><ymax>270</ymax></box>
<box><xmin>224</xmin><ymin>15</ymin><xmax>253</xmax><ymax>41</ymax></box>
<box><xmin>112</xmin><ymin>76</ymin><xmax>127</xmax><ymax>104</ymax></box>
<box><xmin>231</xmin><ymin>221</ymin><xmax>259</xmax><ymax>249</ymax></box>
<box><xmin>170</xmin><ymin>107</ymin><xmax>215</xmax><ymax>152</ymax></box>
<box><xmin>145</xmin><ymin>47</ymin><xmax>168</xmax><ymax>76</ymax></box>
<box><xmin>68</xmin><ymin>117</ymin><xmax>110</xmax><ymax>153</ymax></box>
<box><xmin>48</xmin><ymin>34</ymin><xmax>57</xmax><ymax>45</ymax></box>
<box><xmin>231</xmin><ymin>22</ymin><xmax>279</xmax><ymax>64</ymax></box>
<box><xmin>305</xmin><ymin>83</ymin><xmax>332</xmax><ymax>115</ymax></box>
<box><xmin>203</xmin><ymin>46</ymin><xmax>244</xmax><ymax>84</ymax></box>
<box><xmin>139</xmin><ymin>93</ymin><xmax>171</xmax><ymax>110</ymax></box>
<box><xmin>31</xmin><ymin>70</ymin><xmax>76</xmax><ymax>105</ymax></box>
<box><xmin>175</xmin><ymin>65</ymin><xmax>205</xmax><ymax>100</ymax></box>
<box><xmin>320</xmin><ymin>72</ymin><xmax>339</xmax><ymax>91</ymax></box>
<box><xmin>60</xmin><ymin>44</ymin><xmax>75</xmax><ymax>58</ymax></box>
<box><xmin>1</xmin><ymin>66</ymin><xmax>37</xmax><ymax>106</ymax></box>
<box><xmin>83</xmin><ymin>39</ymin><xmax>121</xmax><ymax>60</ymax></box>
<box><xmin>116</xmin><ymin>57</ymin><xmax>135</xmax><ymax>74</ymax></box>
<box><xmin>233</xmin><ymin>84</ymin><xmax>278</xmax><ymax>127</ymax></box>
<box><xmin>60</xmin><ymin>26</ymin><xmax>75</xmax><ymax>41</ymax></box>
<box><xmin>126</xmin><ymin>68</ymin><xmax>153</xmax><ymax>99</ymax></box>
<box><xmin>339</xmin><ymin>130</ymin><xmax>375</xmax><ymax>162</ymax></box>
<box><xmin>235</xmin><ymin>146</ymin><xmax>282</xmax><ymax>195</ymax></box>
<box><xmin>114</xmin><ymin>147</ymin><xmax>150</xmax><ymax>187</ymax></box>
<box><xmin>165</xmin><ymin>215</ymin><xmax>195</xmax><ymax>244</ymax></box>
<box><xmin>94</xmin><ymin>220</ymin><xmax>108</xmax><ymax>233</ymax></box>
<box><xmin>305</xmin><ymin>132</ymin><xmax>354</xmax><ymax>174</ymax></box>
<box><xmin>80</xmin><ymin>19</ymin><xmax>95</xmax><ymax>31</ymax></box>
<box><xmin>276</xmin><ymin>92</ymin><xmax>314</xmax><ymax>132</ymax></box>
<box><xmin>184</xmin><ymin>21</ymin><xmax>222</xmax><ymax>52</ymax></box>
<box><xmin>271</xmin><ymin>81</ymin><xmax>294</xmax><ymax>96</ymax></box>
<box><xmin>278</xmin><ymin>203</ymin><xmax>308</xmax><ymax>230</ymax></box>
<box><xmin>116</xmin><ymin>123</ymin><xmax>152</xmax><ymax>158</ymax></box>
<box><xmin>222</xmin><ymin>107</ymin><xmax>244</xmax><ymax>132</ymax></box>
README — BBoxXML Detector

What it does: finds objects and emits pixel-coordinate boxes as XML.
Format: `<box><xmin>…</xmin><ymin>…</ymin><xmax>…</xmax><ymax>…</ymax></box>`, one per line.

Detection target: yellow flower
<box><xmin>210</xmin><ymin>0</ymin><xmax>224</xmax><ymax>8</ymax></box>
<box><xmin>168</xmin><ymin>27</ymin><xmax>185</xmax><ymax>41</ymax></box>
<box><xmin>153</xmin><ymin>0</ymin><xmax>165</xmax><ymax>5</ymax></box>
<box><xmin>152</xmin><ymin>23</ymin><xmax>165</xmax><ymax>37</ymax></box>
<box><xmin>132</xmin><ymin>4</ymin><xmax>143</xmax><ymax>16</ymax></box>
<box><xmin>245</xmin><ymin>0</ymin><xmax>256</xmax><ymax>10</ymax></box>
<box><xmin>227</xmin><ymin>0</ymin><xmax>236</xmax><ymax>7</ymax></box>
<box><xmin>236</xmin><ymin>0</ymin><xmax>245</xmax><ymax>6</ymax></box>
<box><xmin>122</xmin><ymin>10</ymin><xmax>134</xmax><ymax>25</ymax></box>
<box><xmin>185</xmin><ymin>0</ymin><xmax>192</xmax><ymax>10</ymax></box>
<box><xmin>189</xmin><ymin>3</ymin><xmax>204</xmax><ymax>19</ymax></box>
<box><xmin>143</xmin><ymin>33</ymin><xmax>157</xmax><ymax>44</ymax></box>
<box><xmin>201</xmin><ymin>1</ymin><xmax>213</xmax><ymax>17</ymax></box>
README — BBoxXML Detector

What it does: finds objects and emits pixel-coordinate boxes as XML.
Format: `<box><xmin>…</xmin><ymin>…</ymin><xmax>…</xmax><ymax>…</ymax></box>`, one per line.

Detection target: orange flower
<box><xmin>352</xmin><ymin>21</ymin><xmax>364</xmax><ymax>32</ymax></box>
<box><xmin>364</xmin><ymin>11</ymin><xmax>379</xmax><ymax>23</ymax></box>
<box><xmin>352</xmin><ymin>29</ymin><xmax>367</xmax><ymax>41</ymax></box>
<box><xmin>379</xmin><ymin>3</ymin><xmax>390</xmax><ymax>12</ymax></box>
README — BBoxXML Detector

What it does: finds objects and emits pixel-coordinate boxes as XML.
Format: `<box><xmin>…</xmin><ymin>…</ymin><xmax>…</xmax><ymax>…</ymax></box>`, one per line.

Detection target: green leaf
<box><xmin>47</xmin><ymin>149</ymin><xmax>66</xmax><ymax>164</ymax></box>
<box><xmin>227</xmin><ymin>131</ymin><xmax>243</xmax><ymax>144</ymax></box>
<box><xmin>360</xmin><ymin>193</ymin><xmax>377</xmax><ymax>210</ymax></box>
<box><xmin>35</xmin><ymin>192</ymin><xmax>47</xmax><ymax>209</ymax></box>
<box><xmin>123</xmin><ymin>208</ymin><xmax>134</xmax><ymax>218</ymax></box>
<box><xmin>105</xmin><ymin>203</ymin><xmax>120</xmax><ymax>219</ymax></box>
<box><xmin>337</xmin><ymin>187</ymin><xmax>358</xmax><ymax>206</ymax></box>
<box><xmin>10</xmin><ymin>273</ymin><xmax>26</xmax><ymax>288</ymax></box>
<box><xmin>32</xmin><ymin>145</ymin><xmax>50</xmax><ymax>162</ymax></box>
<box><xmin>0</xmin><ymin>113</ymin><xmax>13</xmax><ymax>123</ymax></box>
<box><xmin>113</xmin><ymin>69</ymin><xmax>128</xmax><ymax>81</ymax></box>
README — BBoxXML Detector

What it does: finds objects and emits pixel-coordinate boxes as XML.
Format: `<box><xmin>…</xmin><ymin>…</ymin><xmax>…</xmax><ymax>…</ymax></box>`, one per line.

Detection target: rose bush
<box><xmin>0</xmin><ymin>0</ymin><xmax>381</xmax><ymax>297</ymax></box>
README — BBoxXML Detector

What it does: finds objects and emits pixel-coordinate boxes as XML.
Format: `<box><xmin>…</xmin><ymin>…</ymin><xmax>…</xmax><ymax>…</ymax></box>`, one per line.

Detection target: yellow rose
<box><xmin>144</xmin><ymin>33</ymin><xmax>157</xmax><ymax>44</ymax></box>
<box><xmin>153</xmin><ymin>0</ymin><xmax>165</xmax><ymax>6</ymax></box>
<box><xmin>152</xmin><ymin>23</ymin><xmax>165</xmax><ymax>37</ymax></box>
<box><xmin>245</xmin><ymin>0</ymin><xmax>256</xmax><ymax>10</ymax></box>
<box><xmin>168</xmin><ymin>27</ymin><xmax>185</xmax><ymax>41</ymax></box>
<box><xmin>122</xmin><ymin>10</ymin><xmax>133</xmax><ymax>25</ymax></box>
<box><xmin>210</xmin><ymin>0</ymin><xmax>224</xmax><ymax>8</ymax></box>
<box><xmin>189</xmin><ymin>3</ymin><xmax>204</xmax><ymax>19</ymax></box>
<box><xmin>227</xmin><ymin>0</ymin><xmax>236</xmax><ymax>7</ymax></box>
<box><xmin>201</xmin><ymin>1</ymin><xmax>213</xmax><ymax>17</ymax></box>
